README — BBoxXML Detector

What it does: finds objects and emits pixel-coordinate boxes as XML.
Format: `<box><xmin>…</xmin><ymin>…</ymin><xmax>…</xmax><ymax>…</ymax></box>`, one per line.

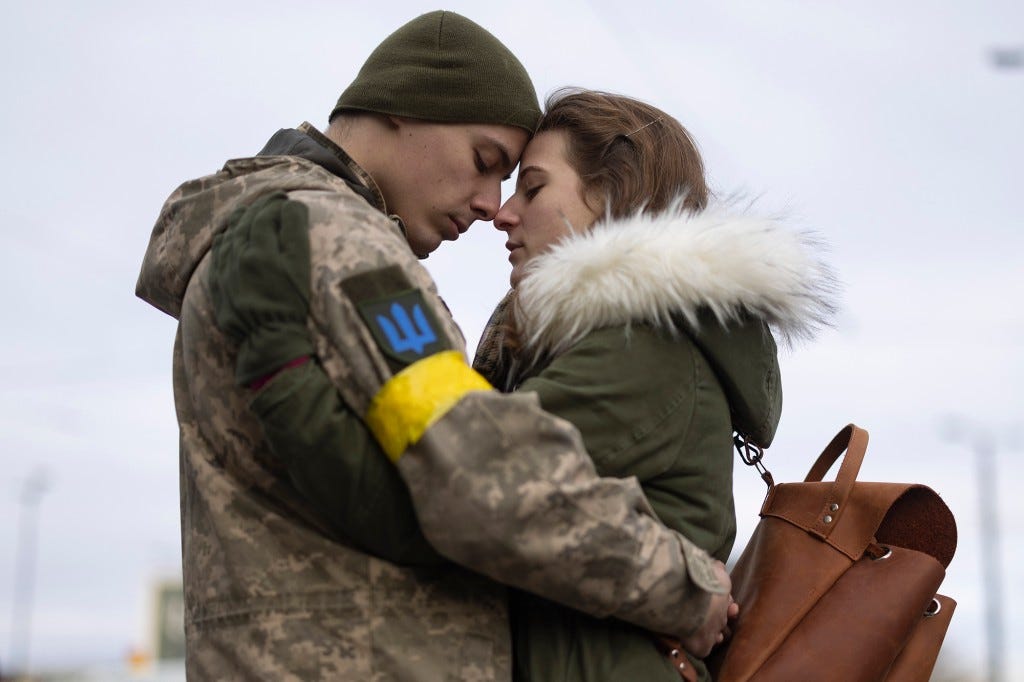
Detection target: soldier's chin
<box><xmin>407</xmin><ymin>229</ymin><xmax>441</xmax><ymax>259</ymax></box>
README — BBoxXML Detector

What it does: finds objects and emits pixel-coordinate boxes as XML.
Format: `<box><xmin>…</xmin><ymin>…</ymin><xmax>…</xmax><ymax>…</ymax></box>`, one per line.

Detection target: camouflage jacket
<box><xmin>136</xmin><ymin>124</ymin><xmax>508</xmax><ymax>680</ymax></box>
<box><xmin>136</xmin><ymin>125</ymin><xmax>729</xmax><ymax>680</ymax></box>
<box><xmin>473</xmin><ymin>206</ymin><xmax>834</xmax><ymax>682</ymax></box>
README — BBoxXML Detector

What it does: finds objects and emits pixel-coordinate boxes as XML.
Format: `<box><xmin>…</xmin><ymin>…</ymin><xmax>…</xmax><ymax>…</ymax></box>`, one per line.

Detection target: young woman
<box><xmin>474</xmin><ymin>89</ymin><xmax>835</xmax><ymax>681</ymax></box>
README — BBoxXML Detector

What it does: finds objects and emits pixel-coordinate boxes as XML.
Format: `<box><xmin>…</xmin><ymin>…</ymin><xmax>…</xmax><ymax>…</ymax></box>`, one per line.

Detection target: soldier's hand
<box><xmin>681</xmin><ymin>560</ymin><xmax>735</xmax><ymax>658</ymax></box>
<box><xmin>210</xmin><ymin>191</ymin><xmax>314</xmax><ymax>386</ymax></box>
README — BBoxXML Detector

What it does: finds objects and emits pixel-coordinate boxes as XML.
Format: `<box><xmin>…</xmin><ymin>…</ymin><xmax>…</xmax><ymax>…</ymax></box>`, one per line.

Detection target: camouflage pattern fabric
<box><xmin>139</xmin><ymin>153</ymin><xmax>509</xmax><ymax>680</ymax></box>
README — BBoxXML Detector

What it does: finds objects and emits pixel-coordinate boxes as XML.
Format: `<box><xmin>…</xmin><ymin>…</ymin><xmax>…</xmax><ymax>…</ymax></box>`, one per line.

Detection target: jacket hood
<box><xmin>513</xmin><ymin>202</ymin><xmax>838</xmax><ymax>445</ymax></box>
<box><xmin>136</xmin><ymin>154</ymin><xmax>358</xmax><ymax>319</ymax></box>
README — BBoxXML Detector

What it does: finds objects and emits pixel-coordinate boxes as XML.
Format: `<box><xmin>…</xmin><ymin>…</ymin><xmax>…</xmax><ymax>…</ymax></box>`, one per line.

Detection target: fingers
<box><xmin>228</xmin><ymin>192</ymin><xmax>275</xmax><ymax>243</ymax></box>
<box><xmin>222</xmin><ymin>191</ymin><xmax>289</xmax><ymax>255</ymax></box>
<box><xmin>278</xmin><ymin>200</ymin><xmax>312</xmax><ymax>290</ymax></box>
<box><xmin>224</xmin><ymin>204</ymin><xmax>249</xmax><ymax>240</ymax></box>
<box><xmin>680</xmin><ymin>588</ymin><xmax>732</xmax><ymax>658</ymax></box>
<box><xmin>682</xmin><ymin>635</ymin><xmax>714</xmax><ymax>659</ymax></box>
<box><xmin>210</xmin><ymin>232</ymin><xmax>239</xmax><ymax>315</ymax></box>
<box><xmin>249</xmin><ymin>196</ymin><xmax>284</xmax><ymax>255</ymax></box>
<box><xmin>217</xmin><ymin>192</ymin><xmax>304</xmax><ymax>265</ymax></box>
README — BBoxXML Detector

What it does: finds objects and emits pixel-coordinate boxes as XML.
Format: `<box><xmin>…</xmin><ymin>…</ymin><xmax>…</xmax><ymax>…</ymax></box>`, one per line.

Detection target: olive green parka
<box><xmin>472</xmin><ymin>205</ymin><xmax>835</xmax><ymax>682</ymax></box>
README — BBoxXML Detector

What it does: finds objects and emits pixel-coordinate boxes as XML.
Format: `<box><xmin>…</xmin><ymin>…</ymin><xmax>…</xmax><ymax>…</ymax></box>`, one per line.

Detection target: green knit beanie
<box><xmin>331</xmin><ymin>11</ymin><xmax>540</xmax><ymax>133</ymax></box>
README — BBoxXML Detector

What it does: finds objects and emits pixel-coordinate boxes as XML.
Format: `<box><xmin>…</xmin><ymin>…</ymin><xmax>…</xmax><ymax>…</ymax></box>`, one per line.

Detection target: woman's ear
<box><xmin>580</xmin><ymin>187</ymin><xmax>607</xmax><ymax>226</ymax></box>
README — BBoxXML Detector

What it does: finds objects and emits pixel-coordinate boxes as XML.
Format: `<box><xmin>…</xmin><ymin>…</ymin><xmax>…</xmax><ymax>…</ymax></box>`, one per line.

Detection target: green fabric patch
<box><xmin>342</xmin><ymin>266</ymin><xmax>451</xmax><ymax>372</ymax></box>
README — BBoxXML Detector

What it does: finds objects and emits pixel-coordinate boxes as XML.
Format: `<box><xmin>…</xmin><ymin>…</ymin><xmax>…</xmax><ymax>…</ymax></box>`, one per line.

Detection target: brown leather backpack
<box><xmin>707</xmin><ymin>424</ymin><xmax>957</xmax><ymax>681</ymax></box>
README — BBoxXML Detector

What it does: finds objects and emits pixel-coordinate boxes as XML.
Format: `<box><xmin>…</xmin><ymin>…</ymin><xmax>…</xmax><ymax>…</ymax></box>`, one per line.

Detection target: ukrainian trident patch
<box><xmin>342</xmin><ymin>265</ymin><xmax>453</xmax><ymax>371</ymax></box>
<box><xmin>357</xmin><ymin>288</ymin><xmax>448</xmax><ymax>365</ymax></box>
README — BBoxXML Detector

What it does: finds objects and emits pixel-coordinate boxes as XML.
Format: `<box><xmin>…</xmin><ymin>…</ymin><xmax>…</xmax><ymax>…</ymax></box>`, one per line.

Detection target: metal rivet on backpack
<box><xmin>823</xmin><ymin>514</ymin><xmax>833</xmax><ymax>524</ymax></box>
<box><xmin>829</xmin><ymin>503</ymin><xmax>839</xmax><ymax>512</ymax></box>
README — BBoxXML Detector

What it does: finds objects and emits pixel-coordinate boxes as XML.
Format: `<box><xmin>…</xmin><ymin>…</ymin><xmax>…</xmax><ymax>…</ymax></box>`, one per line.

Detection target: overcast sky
<box><xmin>1</xmin><ymin>0</ymin><xmax>1021</xmax><ymax>677</ymax></box>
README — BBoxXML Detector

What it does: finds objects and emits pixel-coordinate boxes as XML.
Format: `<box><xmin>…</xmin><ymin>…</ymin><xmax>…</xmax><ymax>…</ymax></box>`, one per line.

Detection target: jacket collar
<box><xmin>513</xmin><ymin>202</ymin><xmax>838</xmax><ymax>356</ymax></box>
<box><xmin>258</xmin><ymin>122</ymin><xmax>388</xmax><ymax>214</ymax></box>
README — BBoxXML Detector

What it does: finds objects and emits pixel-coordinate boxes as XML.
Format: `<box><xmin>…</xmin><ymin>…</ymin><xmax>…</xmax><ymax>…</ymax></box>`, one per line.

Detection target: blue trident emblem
<box><xmin>376</xmin><ymin>302</ymin><xmax>438</xmax><ymax>356</ymax></box>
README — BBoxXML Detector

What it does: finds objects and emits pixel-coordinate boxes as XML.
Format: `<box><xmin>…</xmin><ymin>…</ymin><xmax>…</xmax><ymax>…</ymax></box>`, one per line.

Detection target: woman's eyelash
<box><xmin>525</xmin><ymin>185</ymin><xmax>542</xmax><ymax>199</ymax></box>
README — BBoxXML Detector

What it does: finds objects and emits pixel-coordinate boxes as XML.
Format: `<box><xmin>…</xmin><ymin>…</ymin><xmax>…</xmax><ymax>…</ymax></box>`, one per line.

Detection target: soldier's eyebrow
<box><xmin>480</xmin><ymin>135</ymin><xmax>516</xmax><ymax>175</ymax></box>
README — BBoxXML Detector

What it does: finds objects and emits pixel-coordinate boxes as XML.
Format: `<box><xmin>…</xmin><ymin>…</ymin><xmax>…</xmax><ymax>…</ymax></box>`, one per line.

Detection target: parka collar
<box><xmin>513</xmin><ymin>202</ymin><xmax>838</xmax><ymax>357</ymax></box>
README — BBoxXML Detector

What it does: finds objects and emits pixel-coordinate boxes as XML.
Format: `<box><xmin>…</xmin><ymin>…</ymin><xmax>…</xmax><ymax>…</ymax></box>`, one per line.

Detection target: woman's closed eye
<box><xmin>525</xmin><ymin>184</ymin><xmax>544</xmax><ymax>200</ymax></box>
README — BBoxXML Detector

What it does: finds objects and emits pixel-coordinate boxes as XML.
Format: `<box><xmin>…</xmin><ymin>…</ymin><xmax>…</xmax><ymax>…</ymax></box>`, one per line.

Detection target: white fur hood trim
<box><xmin>514</xmin><ymin>202</ymin><xmax>838</xmax><ymax>355</ymax></box>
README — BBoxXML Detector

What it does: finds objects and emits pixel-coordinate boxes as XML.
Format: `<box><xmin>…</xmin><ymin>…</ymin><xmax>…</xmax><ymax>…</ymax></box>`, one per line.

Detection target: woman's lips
<box><xmin>506</xmin><ymin>242</ymin><xmax>523</xmax><ymax>262</ymax></box>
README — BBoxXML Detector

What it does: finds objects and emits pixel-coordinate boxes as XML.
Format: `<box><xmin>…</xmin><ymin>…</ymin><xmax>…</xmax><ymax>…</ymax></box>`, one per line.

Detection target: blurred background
<box><xmin>1</xmin><ymin>1</ymin><xmax>1020</xmax><ymax>679</ymax></box>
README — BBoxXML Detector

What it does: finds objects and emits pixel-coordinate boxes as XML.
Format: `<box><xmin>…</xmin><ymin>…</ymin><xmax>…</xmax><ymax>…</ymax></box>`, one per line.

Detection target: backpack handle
<box><xmin>801</xmin><ymin>424</ymin><xmax>870</xmax><ymax>538</ymax></box>
<box><xmin>805</xmin><ymin>424</ymin><xmax>869</xmax><ymax>482</ymax></box>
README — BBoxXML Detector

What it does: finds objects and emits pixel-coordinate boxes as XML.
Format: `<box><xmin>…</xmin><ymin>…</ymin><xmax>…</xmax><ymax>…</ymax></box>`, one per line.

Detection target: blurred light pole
<box><xmin>967</xmin><ymin>42</ymin><xmax>1022</xmax><ymax>681</ymax></box>
<box><xmin>7</xmin><ymin>469</ymin><xmax>50</xmax><ymax>677</ymax></box>
<box><xmin>973</xmin><ymin>433</ymin><xmax>1004</xmax><ymax>682</ymax></box>
<box><xmin>942</xmin><ymin>418</ymin><xmax>1005</xmax><ymax>682</ymax></box>
<box><xmin>988</xmin><ymin>46</ymin><xmax>1024</xmax><ymax>70</ymax></box>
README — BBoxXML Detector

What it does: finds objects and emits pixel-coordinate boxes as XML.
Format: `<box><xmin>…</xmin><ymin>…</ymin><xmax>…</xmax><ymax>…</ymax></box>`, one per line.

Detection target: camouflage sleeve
<box><xmin>294</xmin><ymin>190</ymin><xmax>724</xmax><ymax>639</ymax></box>
<box><xmin>395</xmin><ymin>392</ymin><xmax>725</xmax><ymax>639</ymax></box>
<box><xmin>249</xmin><ymin>360</ymin><xmax>444</xmax><ymax>567</ymax></box>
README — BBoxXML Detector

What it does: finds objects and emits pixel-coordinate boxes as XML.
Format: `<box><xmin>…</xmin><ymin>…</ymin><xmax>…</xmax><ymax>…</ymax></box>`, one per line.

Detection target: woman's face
<box><xmin>494</xmin><ymin>130</ymin><xmax>600</xmax><ymax>288</ymax></box>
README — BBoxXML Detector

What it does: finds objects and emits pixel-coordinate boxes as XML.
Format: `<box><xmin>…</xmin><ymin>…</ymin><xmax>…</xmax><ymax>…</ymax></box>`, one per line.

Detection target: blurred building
<box><xmin>150</xmin><ymin>580</ymin><xmax>184</xmax><ymax>663</ymax></box>
<box><xmin>4</xmin><ymin>579</ymin><xmax>185</xmax><ymax>682</ymax></box>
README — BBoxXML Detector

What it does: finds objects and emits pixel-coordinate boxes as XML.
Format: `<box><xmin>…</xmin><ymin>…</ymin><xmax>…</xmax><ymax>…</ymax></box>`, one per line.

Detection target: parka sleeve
<box><xmin>518</xmin><ymin>326</ymin><xmax>737</xmax><ymax>561</ymax></box>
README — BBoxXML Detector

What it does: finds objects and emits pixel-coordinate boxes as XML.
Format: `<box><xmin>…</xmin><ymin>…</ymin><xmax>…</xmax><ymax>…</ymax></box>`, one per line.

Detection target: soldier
<box><xmin>137</xmin><ymin>11</ymin><xmax>733</xmax><ymax>680</ymax></box>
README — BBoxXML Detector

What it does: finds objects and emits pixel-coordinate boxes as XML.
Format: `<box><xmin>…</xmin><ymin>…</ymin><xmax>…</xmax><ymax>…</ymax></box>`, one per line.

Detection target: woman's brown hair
<box><xmin>536</xmin><ymin>88</ymin><xmax>708</xmax><ymax>217</ymax></box>
<box><xmin>494</xmin><ymin>90</ymin><xmax>710</xmax><ymax>366</ymax></box>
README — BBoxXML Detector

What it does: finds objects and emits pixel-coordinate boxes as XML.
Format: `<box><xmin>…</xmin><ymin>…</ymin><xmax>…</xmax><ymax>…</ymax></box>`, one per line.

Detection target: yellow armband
<box><xmin>366</xmin><ymin>350</ymin><xmax>492</xmax><ymax>462</ymax></box>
